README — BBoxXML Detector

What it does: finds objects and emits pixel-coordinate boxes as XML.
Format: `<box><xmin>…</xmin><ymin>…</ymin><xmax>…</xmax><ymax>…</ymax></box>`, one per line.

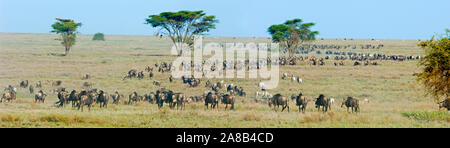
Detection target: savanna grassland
<box><xmin>0</xmin><ymin>33</ymin><xmax>448</xmax><ymax>128</ymax></box>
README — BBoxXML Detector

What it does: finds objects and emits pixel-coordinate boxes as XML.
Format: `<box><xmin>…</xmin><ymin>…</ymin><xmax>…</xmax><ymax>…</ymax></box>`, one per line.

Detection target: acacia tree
<box><xmin>51</xmin><ymin>18</ymin><xmax>82</xmax><ymax>56</ymax></box>
<box><xmin>268</xmin><ymin>19</ymin><xmax>318</xmax><ymax>58</ymax></box>
<box><xmin>145</xmin><ymin>10</ymin><xmax>218</xmax><ymax>56</ymax></box>
<box><xmin>416</xmin><ymin>29</ymin><xmax>450</xmax><ymax>102</ymax></box>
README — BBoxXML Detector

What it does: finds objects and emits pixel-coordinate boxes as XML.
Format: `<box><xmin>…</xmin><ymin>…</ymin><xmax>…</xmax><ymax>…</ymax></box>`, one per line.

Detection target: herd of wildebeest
<box><xmin>2</xmin><ymin>44</ymin><xmax>450</xmax><ymax>112</ymax></box>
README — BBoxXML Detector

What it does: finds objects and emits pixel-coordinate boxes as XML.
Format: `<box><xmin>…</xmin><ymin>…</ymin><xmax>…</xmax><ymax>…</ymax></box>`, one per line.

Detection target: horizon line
<box><xmin>0</xmin><ymin>32</ymin><xmax>425</xmax><ymax>41</ymax></box>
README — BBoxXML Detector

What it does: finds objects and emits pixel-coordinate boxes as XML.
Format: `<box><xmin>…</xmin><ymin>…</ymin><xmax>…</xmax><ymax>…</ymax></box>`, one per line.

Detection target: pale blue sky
<box><xmin>0</xmin><ymin>0</ymin><xmax>448</xmax><ymax>39</ymax></box>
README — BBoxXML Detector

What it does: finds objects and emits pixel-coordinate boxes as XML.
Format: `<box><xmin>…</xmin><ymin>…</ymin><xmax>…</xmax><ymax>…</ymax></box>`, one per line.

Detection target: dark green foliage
<box><xmin>268</xmin><ymin>19</ymin><xmax>318</xmax><ymax>57</ymax></box>
<box><xmin>51</xmin><ymin>18</ymin><xmax>82</xmax><ymax>56</ymax></box>
<box><xmin>145</xmin><ymin>10</ymin><xmax>218</xmax><ymax>56</ymax></box>
<box><xmin>93</xmin><ymin>33</ymin><xmax>105</xmax><ymax>41</ymax></box>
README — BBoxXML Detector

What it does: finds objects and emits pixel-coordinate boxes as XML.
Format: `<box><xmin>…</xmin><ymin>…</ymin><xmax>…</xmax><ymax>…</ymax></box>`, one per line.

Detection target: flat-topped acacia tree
<box><xmin>268</xmin><ymin>19</ymin><xmax>318</xmax><ymax>58</ymax></box>
<box><xmin>51</xmin><ymin>18</ymin><xmax>82</xmax><ymax>56</ymax></box>
<box><xmin>145</xmin><ymin>10</ymin><xmax>218</xmax><ymax>56</ymax></box>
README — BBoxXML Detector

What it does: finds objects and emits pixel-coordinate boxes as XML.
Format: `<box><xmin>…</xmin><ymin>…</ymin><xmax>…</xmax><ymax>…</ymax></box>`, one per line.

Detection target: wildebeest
<box><xmin>68</xmin><ymin>90</ymin><xmax>79</xmax><ymax>107</ymax></box>
<box><xmin>153</xmin><ymin>81</ymin><xmax>161</xmax><ymax>86</ymax></box>
<box><xmin>295</xmin><ymin>93</ymin><xmax>308</xmax><ymax>113</ymax></box>
<box><xmin>221</xmin><ymin>94</ymin><xmax>235</xmax><ymax>110</ymax></box>
<box><xmin>29</xmin><ymin>85</ymin><xmax>34</xmax><ymax>94</ymax></box>
<box><xmin>1</xmin><ymin>86</ymin><xmax>16</xmax><ymax>103</ymax></box>
<box><xmin>77</xmin><ymin>90</ymin><xmax>94</xmax><ymax>112</ymax></box>
<box><xmin>52</xmin><ymin>80</ymin><xmax>62</xmax><ymax>87</ymax></box>
<box><xmin>282</xmin><ymin>73</ymin><xmax>288</xmax><ymax>80</ymax></box>
<box><xmin>97</xmin><ymin>90</ymin><xmax>109</xmax><ymax>108</ymax></box>
<box><xmin>123</xmin><ymin>69</ymin><xmax>138</xmax><ymax>80</ymax></box>
<box><xmin>137</xmin><ymin>71</ymin><xmax>145</xmax><ymax>79</ymax></box>
<box><xmin>205</xmin><ymin>92</ymin><xmax>219</xmax><ymax>109</ymax></box>
<box><xmin>173</xmin><ymin>93</ymin><xmax>186</xmax><ymax>110</ymax></box>
<box><xmin>149</xmin><ymin>72</ymin><xmax>154</xmax><ymax>78</ymax></box>
<box><xmin>82</xmin><ymin>73</ymin><xmax>90</xmax><ymax>80</ymax></box>
<box><xmin>163</xmin><ymin>90</ymin><xmax>176</xmax><ymax>109</ymax></box>
<box><xmin>341</xmin><ymin>96</ymin><xmax>360</xmax><ymax>113</ymax></box>
<box><xmin>146</xmin><ymin>92</ymin><xmax>156</xmax><ymax>104</ymax></box>
<box><xmin>35</xmin><ymin>81</ymin><xmax>42</xmax><ymax>88</ymax></box>
<box><xmin>56</xmin><ymin>88</ymin><xmax>69</xmax><ymax>107</ymax></box>
<box><xmin>268</xmin><ymin>94</ymin><xmax>289</xmax><ymax>112</ymax></box>
<box><xmin>438</xmin><ymin>98</ymin><xmax>450</xmax><ymax>111</ymax></box>
<box><xmin>111</xmin><ymin>91</ymin><xmax>121</xmax><ymax>104</ymax></box>
<box><xmin>128</xmin><ymin>91</ymin><xmax>139</xmax><ymax>104</ymax></box>
<box><xmin>34</xmin><ymin>90</ymin><xmax>47</xmax><ymax>103</ymax></box>
<box><xmin>20</xmin><ymin>80</ymin><xmax>29</xmax><ymax>88</ymax></box>
<box><xmin>315</xmin><ymin>94</ymin><xmax>330</xmax><ymax>113</ymax></box>
<box><xmin>155</xmin><ymin>89</ymin><xmax>167</xmax><ymax>108</ymax></box>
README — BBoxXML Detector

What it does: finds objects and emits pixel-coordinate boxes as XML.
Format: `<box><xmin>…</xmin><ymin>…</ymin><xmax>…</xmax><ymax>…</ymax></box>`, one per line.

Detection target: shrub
<box><xmin>92</xmin><ymin>33</ymin><xmax>105</xmax><ymax>41</ymax></box>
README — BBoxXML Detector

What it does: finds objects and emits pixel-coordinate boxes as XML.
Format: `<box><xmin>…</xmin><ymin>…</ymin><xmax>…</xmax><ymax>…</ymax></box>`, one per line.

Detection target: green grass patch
<box><xmin>402</xmin><ymin>111</ymin><xmax>450</xmax><ymax>122</ymax></box>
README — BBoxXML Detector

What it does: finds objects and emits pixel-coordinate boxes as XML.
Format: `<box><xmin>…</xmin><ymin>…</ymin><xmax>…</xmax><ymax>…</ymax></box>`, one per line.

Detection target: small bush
<box><xmin>92</xmin><ymin>33</ymin><xmax>105</xmax><ymax>41</ymax></box>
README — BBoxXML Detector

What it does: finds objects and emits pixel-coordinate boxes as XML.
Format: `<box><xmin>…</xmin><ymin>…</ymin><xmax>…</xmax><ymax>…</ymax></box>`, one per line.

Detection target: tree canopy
<box><xmin>93</xmin><ymin>33</ymin><xmax>105</xmax><ymax>41</ymax></box>
<box><xmin>51</xmin><ymin>18</ymin><xmax>82</xmax><ymax>56</ymax></box>
<box><xmin>145</xmin><ymin>10</ymin><xmax>218</xmax><ymax>56</ymax></box>
<box><xmin>416</xmin><ymin>29</ymin><xmax>450</xmax><ymax>101</ymax></box>
<box><xmin>268</xmin><ymin>19</ymin><xmax>318</xmax><ymax>57</ymax></box>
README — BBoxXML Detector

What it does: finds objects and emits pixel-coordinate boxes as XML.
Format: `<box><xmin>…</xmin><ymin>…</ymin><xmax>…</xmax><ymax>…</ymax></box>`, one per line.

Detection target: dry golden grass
<box><xmin>0</xmin><ymin>33</ymin><xmax>448</xmax><ymax>127</ymax></box>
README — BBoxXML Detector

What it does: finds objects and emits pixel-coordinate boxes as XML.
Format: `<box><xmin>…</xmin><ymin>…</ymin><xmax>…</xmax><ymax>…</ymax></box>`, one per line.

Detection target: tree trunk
<box><xmin>65</xmin><ymin>47</ymin><xmax>70</xmax><ymax>56</ymax></box>
<box><xmin>178</xmin><ymin>49</ymin><xmax>182</xmax><ymax>56</ymax></box>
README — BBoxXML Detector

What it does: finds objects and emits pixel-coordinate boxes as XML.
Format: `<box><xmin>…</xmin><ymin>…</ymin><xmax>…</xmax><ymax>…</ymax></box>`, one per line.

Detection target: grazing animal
<box><xmin>68</xmin><ymin>90</ymin><xmax>79</xmax><ymax>107</ymax></box>
<box><xmin>1</xmin><ymin>88</ymin><xmax>16</xmax><ymax>103</ymax></box>
<box><xmin>97</xmin><ymin>90</ymin><xmax>109</xmax><ymax>108</ymax></box>
<box><xmin>137</xmin><ymin>71</ymin><xmax>145</xmax><ymax>79</ymax></box>
<box><xmin>149</xmin><ymin>72</ymin><xmax>154</xmax><ymax>78</ymax></box>
<box><xmin>282</xmin><ymin>73</ymin><xmax>288</xmax><ymax>80</ymax></box>
<box><xmin>56</xmin><ymin>88</ymin><xmax>69</xmax><ymax>107</ymax></box>
<box><xmin>341</xmin><ymin>96</ymin><xmax>360</xmax><ymax>113</ymax></box>
<box><xmin>297</xmin><ymin>77</ymin><xmax>303</xmax><ymax>84</ymax></box>
<box><xmin>153</xmin><ymin>81</ymin><xmax>161</xmax><ymax>86</ymax></box>
<box><xmin>221</xmin><ymin>94</ymin><xmax>235</xmax><ymax>110</ymax></box>
<box><xmin>35</xmin><ymin>81</ymin><xmax>42</xmax><ymax>88</ymax></box>
<box><xmin>82</xmin><ymin>73</ymin><xmax>90</xmax><ymax>80</ymax></box>
<box><xmin>52</xmin><ymin>80</ymin><xmax>62</xmax><ymax>87</ymax></box>
<box><xmin>315</xmin><ymin>94</ymin><xmax>330</xmax><ymax>113</ymax></box>
<box><xmin>147</xmin><ymin>93</ymin><xmax>156</xmax><ymax>104</ymax></box>
<box><xmin>329</xmin><ymin>98</ymin><xmax>335</xmax><ymax>110</ymax></box>
<box><xmin>29</xmin><ymin>85</ymin><xmax>34</xmax><ymax>94</ymax></box>
<box><xmin>111</xmin><ymin>91</ymin><xmax>121</xmax><ymax>104</ymax></box>
<box><xmin>296</xmin><ymin>93</ymin><xmax>308</xmax><ymax>113</ymax></box>
<box><xmin>123</xmin><ymin>69</ymin><xmax>138</xmax><ymax>80</ymax></box>
<box><xmin>20</xmin><ymin>80</ymin><xmax>29</xmax><ymax>88</ymax></box>
<box><xmin>77</xmin><ymin>90</ymin><xmax>94</xmax><ymax>112</ymax></box>
<box><xmin>205</xmin><ymin>92</ymin><xmax>219</xmax><ymax>109</ymax></box>
<box><xmin>163</xmin><ymin>90</ymin><xmax>176</xmax><ymax>108</ymax></box>
<box><xmin>173</xmin><ymin>93</ymin><xmax>186</xmax><ymax>110</ymax></box>
<box><xmin>438</xmin><ymin>98</ymin><xmax>450</xmax><ymax>111</ymax></box>
<box><xmin>156</xmin><ymin>90</ymin><xmax>166</xmax><ymax>108</ymax></box>
<box><xmin>128</xmin><ymin>91</ymin><xmax>139</xmax><ymax>104</ymax></box>
<box><xmin>268</xmin><ymin>94</ymin><xmax>289</xmax><ymax>112</ymax></box>
<box><xmin>34</xmin><ymin>90</ymin><xmax>47</xmax><ymax>103</ymax></box>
